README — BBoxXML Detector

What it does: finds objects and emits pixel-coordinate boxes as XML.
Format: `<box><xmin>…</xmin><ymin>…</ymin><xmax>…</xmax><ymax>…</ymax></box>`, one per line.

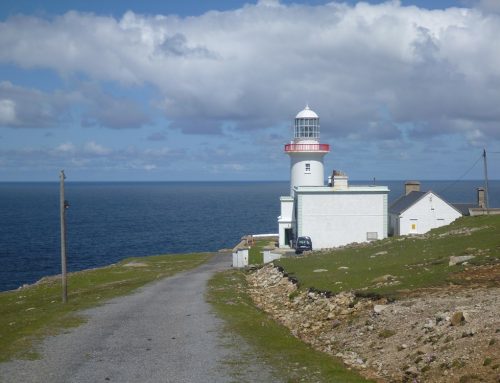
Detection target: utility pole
<box><xmin>60</xmin><ymin>170</ymin><xmax>68</xmax><ymax>303</ymax></box>
<box><xmin>483</xmin><ymin>149</ymin><xmax>490</xmax><ymax>213</ymax></box>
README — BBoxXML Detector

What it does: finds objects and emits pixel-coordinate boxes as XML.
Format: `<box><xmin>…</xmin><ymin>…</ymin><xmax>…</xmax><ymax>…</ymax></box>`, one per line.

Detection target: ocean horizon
<box><xmin>1</xmin><ymin>180</ymin><xmax>498</xmax><ymax>292</ymax></box>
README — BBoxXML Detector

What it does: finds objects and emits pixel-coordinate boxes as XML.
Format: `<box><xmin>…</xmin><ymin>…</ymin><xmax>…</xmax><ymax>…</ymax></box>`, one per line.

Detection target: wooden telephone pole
<box><xmin>483</xmin><ymin>149</ymin><xmax>490</xmax><ymax>213</ymax></box>
<box><xmin>60</xmin><ymin>170</ymin><xmax>68</xmax><ymax>303</ymax></box>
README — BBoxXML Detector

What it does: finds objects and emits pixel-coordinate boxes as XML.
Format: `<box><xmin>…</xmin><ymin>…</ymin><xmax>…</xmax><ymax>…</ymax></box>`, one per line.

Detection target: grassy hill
<box><xmin>241</xmin><ymin>215</ymin><xmax>500</xmax><ymax>382</ymax></box>
<box><xmin>275</xmin><ymin>215</ymin><xmax>500</xmax><ymax>297</ymax></box>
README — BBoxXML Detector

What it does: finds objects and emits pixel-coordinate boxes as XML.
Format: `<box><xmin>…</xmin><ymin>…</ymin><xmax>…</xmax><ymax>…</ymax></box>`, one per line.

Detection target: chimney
<box><xmin>405</xmin><ymin>181</ymin><xmax>420</xmax><ymax>195</ymax></box>
<box><xmin>332</xmin><ymin>170</ymin><xmax>349</xmax><ymax>190</ymax></box>
<box><xmin>477</xmin><ymin>187</ymin><xmax>485</xmax><ymax>209</ymax></box>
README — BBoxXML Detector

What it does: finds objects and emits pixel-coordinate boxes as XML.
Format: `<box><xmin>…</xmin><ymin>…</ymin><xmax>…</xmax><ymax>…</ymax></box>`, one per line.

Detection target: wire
<box><xmin>438</xmin><ymin>153</ymin><xmax>483</xmax><ymax>194</ymax></box>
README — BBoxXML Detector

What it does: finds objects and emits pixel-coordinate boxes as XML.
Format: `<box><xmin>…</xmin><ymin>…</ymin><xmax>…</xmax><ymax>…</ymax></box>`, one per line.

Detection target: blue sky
<box><xmin>1</xmin><ymin>0</ymin><xmax>499</xmax><ymax>181</ymax></box>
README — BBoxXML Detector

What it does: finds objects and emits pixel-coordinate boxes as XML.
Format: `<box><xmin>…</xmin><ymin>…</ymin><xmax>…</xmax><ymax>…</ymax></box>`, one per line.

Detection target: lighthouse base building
<box><xmin>278</xmin><ymin>172</ymin><xmax>389</xmax><ymax>249</ymax></box>
<box><xmin>278</xmin><ymin>106</ymin><xmax>389</xmax><ymax>250</ymax></box>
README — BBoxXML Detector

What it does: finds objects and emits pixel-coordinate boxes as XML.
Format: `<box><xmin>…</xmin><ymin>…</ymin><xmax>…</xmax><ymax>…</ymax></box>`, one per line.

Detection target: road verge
<box><xmin>0</xmin><ymin>252</ymin><xmax>212</xmax><ymax>362</ymax></box>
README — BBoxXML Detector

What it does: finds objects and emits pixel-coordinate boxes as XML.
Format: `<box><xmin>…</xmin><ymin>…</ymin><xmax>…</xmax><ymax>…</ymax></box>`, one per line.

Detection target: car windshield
<box><xmin>298</xmin><ymin>239</ymin><xmax>308</xmax><ymax>245</ymax></box>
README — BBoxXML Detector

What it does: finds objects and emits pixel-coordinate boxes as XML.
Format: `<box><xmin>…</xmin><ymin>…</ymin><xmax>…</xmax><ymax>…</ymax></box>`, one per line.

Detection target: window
<box><xmin>305</xmin><ymin>163</ymin><xmax>311</xmax><ymax>173</ymax></box>
<box><xmin>294</xmin><ymin>117</ymin><xmax>320</xmax><ymax>138</ymax></box>
<box><xmin>367</xmin><ymin>232</ymin><xmax>378</xmax><ymax>241</ymax></box>
<box><xmin>410</xmin><ymin>219</ymin><xmax>417</xmax><ymax>231</ymax></box>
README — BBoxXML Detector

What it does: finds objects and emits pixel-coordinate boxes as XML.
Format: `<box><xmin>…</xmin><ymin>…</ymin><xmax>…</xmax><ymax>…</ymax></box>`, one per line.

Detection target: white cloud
<box><xmin>84</xmin><ymin>141</ymin><xmax>112</xmax><ymax>155</ymax></box>
<box><xmin>55</xmin><ymin>142</ymin><xmax>76</xmax><ymax>153</ymax></box>
<box><xmin>0</xmin><ymin>142</ymin><xmax>186</xmax><ymax>176</ymax></box>
<box><xmin>0</xmin><ymin>2</ymin><xmax>499</xmax><ymax>145</ymax></box>
<box><xmin>79</xmin><ymin>82</ymin><xmax>151</xmax><ymax>129</ymax></box>
<box><xmin>472</xmin><ymin>0</ymin><xmax>500</xmax><ymax>13</ymax></box>
<box><xmin>0</xmin><ymin>81</ymin><xmax>70</xmax><ymax>128</ymax></box>
<box><xmin>0</xmin><ymin>99</ymin><xmax>16</xmax><ymax>125</ymax></box>
<box><xmin>257</xmin><ymin>0</ymin><xmax>282</xmax><ymax>7</ymax></box>
<box><xmin>0</xmin><ymin>81</ymin><xmax>149</xmax><ymax>130</ymax></box>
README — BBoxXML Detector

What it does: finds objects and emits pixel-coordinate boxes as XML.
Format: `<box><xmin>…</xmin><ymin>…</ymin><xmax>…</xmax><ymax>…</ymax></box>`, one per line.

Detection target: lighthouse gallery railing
<box><xmin>284</xmin><ymin>143</ymin><xmax>330</xmax><ymax>152</ymax></box>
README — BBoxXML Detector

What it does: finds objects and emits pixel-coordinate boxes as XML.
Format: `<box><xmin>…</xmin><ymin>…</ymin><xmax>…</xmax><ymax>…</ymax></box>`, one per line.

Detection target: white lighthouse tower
<box><xmin>285</xmin><ymin>105</ymin><xmax>330</xmax><ymax>196</ymax></box>
<box><xmin>278</xmin><ymin>105</ymin><xmax>389</xmax><ymax>250</ymax></box>
<box><xmin>278</xmin><ymin>105</ymin><xmax>330</xmax><ymax>247</ymax></box>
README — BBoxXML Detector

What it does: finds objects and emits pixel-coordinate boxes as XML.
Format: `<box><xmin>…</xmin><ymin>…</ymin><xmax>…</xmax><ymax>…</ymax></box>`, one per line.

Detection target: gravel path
<box><xmin>0</xmin><ymin>254</ymin><xmax>278</xmax><ymax>383</ymax></box>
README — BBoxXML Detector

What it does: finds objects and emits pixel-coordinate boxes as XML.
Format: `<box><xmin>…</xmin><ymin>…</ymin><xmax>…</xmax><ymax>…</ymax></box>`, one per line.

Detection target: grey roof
<box><xmin>389</xmin><ymin>190</ymin><xmax>463</xmax><ymax>216</ymax></box>
<box><xmin>389</xmin><ymin>191</ymin><xmax>426</xmax><ymax>214</ymax></box>
<box><xmin>452</xmin><ymin>203</ymin><xmax>478</xmax><ymax>216</ymax></box>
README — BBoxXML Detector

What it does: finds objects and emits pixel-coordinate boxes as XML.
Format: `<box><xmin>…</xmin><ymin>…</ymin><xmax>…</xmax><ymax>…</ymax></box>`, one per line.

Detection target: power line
<box><xmin>438</xmin><ymin>153</ymin><xmax>483</xmax><ymax>194</ymax></box>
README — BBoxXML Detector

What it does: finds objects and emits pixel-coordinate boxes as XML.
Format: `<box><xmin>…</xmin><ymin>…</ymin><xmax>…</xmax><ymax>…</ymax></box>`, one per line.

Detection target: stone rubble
<box><xmin>246</xmin><ymin>263</ymin><xmax>500</xmax><ymax>383</ymax></box>
<box><xmin>449</xmin><ymin>255</ymin><xmax>475</xmax><ymax>266</ymax></box>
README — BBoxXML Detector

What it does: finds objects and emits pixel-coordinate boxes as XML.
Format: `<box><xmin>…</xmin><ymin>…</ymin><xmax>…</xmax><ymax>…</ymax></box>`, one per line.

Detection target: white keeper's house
<box><xmin>389</xmin><ymin>181</ymin><xmax>463</xmax><ymax>236</ymax></box>
<box><xmin>278</xmin><ymin>106</ymin><xmax>389</xmax><ymax>249</ymax></box>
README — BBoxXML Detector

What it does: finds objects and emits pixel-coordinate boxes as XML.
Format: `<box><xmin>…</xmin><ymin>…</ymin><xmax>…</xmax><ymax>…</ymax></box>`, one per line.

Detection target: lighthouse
<box><xmin>285</xmin><ymin>105</ymin><xmax>330</xmax><ymax>196</ymax></box>
<box><xmin>278</xmin><ymin>105</ymin><xmax>389</xmax><ymax>250</ymax></box>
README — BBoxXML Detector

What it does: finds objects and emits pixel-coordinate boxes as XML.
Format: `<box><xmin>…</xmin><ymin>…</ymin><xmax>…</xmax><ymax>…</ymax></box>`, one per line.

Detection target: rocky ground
<box><xmin>247</xmin><ymin>264</ymin><xmax>500</xmax><ymax>383</ymax></box>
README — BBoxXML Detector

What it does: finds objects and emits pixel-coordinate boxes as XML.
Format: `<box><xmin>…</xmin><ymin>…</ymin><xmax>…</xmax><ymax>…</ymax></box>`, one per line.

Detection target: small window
<box><xmin>367</xmin><ymin>232</ymin><xmax>378</xmax><ymax>241</ymax></box>
<box><xmin>305</xmin><ymin>163</ymin><xmax>311</xmax><ymax>173</ymax></box>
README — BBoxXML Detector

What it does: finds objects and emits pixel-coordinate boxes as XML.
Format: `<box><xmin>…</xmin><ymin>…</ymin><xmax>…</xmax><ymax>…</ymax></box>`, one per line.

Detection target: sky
<box><xmin>1</xmin><ymin>0</ymin><xmax>500</xmax><ymax>181</ymax></box>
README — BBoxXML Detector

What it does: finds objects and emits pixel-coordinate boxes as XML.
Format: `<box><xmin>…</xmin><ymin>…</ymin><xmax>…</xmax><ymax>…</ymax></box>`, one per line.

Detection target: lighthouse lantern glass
<box><xmin>294</xmin><ymin>118</ymin><xmax>319</xmax><ymax>139</ymax></box>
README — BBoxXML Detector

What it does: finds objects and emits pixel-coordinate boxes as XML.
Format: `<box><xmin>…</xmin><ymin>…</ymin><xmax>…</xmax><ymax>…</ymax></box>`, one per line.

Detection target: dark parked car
<box><xmin>295</xmin><ymin>236</ymin><xmax>312</xmax><ymax>253</ymax></box>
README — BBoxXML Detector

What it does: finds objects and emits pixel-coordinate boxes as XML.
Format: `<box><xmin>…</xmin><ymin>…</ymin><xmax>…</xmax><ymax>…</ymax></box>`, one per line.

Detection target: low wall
<box><xmin>469</xmin><ymin>208</ymin><xmax>500</xmax><ymax>216</ymax></box>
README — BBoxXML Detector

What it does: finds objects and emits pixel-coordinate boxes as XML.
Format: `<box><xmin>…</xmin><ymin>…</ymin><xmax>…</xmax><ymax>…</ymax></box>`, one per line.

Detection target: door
<box><xmin>285</xmin><ymin>228</ymin><xmax>293</xmax><ymax>247</ymax></box>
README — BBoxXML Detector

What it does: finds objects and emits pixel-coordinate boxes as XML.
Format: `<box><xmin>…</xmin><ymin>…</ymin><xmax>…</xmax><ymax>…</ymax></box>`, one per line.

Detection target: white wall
<box><xmin>289</xmin><ymin>152</ymin><xmax>325</xmax><ymax>196</ymax></box>
<box><xmin>232</xmin><ymin>248</ymin><xmax>249</xmax><ymax>268</ymax></box>
<box><xmin>296</xmin><ymin>192</ymin><xmax>388</xmax><ymax>248</ymax></box>
<box><xmin>398</xmin><ymin>192</ymin><xmax>461</xmax><ymax>235</ymax></box>
<box><xmin>278</xmin><ymin>196</ymin><xmax>294</xmax><ymax>247</ymax></box>
<box><xmin>263</xmin><ymin>250</ymin><xmax>282</xmax><ymax>263</ymax></box>
<box><xmin>280</xmin><ymin>197</ymin><xmax>294</xmax><ymax>221</ymax></box>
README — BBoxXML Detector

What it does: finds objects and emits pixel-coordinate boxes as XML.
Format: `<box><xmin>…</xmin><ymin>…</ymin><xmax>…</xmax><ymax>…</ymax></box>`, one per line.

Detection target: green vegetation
<box><xmin>248</xmin><ymin>239</ymin><xmax>273</xmax><ymax>265</ymax></box>
<box><xmin>276</xmin><ymin>215</ymin><xmax>500</xmax><ymax>297</ymax></box>
<box><xmin>0</xmin><ymin>253</ymin><xmax>212</xmax><ymax>362</ymax></box>
<box><xmin>207</xmin><ymin>269</ymin><xmax>372</xmax><ymax>382</ymax></box>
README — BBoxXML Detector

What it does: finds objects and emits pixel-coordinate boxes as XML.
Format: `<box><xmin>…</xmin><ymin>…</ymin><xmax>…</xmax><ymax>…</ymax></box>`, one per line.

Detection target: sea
<box><xmin>0</xmin><ymin>180</ymin><xmax>498</xmax><ymax>292</ymax></box>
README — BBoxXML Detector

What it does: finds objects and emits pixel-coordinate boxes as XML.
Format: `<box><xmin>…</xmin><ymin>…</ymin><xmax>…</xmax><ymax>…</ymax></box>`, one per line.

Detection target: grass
<box><xmin>0</xmin><ymin>252</ymin><xmax>212</xmax><ymax>362</ymax></box>
<box><xmin>248</xmin><ymin>239</ymin><xmax>273</xmax><ymax>264</ymax></box>
<box><xmin>275</xmin><ymin>215</ymin><xmax>500</xmax><ymax>298</ymax></box>
<box><xmin>207</xmin><ymin>269</ymin><xmax>373</xmax><ymax>382</ymax></box>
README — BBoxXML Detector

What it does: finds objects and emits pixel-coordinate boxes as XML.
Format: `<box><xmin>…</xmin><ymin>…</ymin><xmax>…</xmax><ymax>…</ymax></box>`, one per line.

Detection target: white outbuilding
<box><xmin>278</xmin><ymin>106</ymin><xmax>389</xmax><ymax>249</ymax></box>
<box><xmin>389</xmin><ymin>181</ymin><xmax>462</xmax><ymax>236</ymax></box>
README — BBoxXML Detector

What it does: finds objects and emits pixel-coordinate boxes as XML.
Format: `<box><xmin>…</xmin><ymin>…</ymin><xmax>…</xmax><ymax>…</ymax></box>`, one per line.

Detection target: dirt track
<box><xmin>0</xmin><ymin>254</ymin><xmax>278</xmax><ymax>383</ymax></box>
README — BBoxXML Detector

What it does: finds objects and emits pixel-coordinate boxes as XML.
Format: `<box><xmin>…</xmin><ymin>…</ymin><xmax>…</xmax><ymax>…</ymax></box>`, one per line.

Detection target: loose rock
<box><xmin>246</xmin><ymin>263</ymin><xmax>500</xmax><ymax>383</ymax></box>
<box><xmin>450</xmin><ymin>311</ymin><xmax>465</xmax><ymax>326</ymax></box>
<box><xmin>449</xmin><ymin>255</ymin><xmax>475</xmax><ymax>266</ymax></box>
<box><xmin>374</xmin><ymin>305</ymin><xmax>388</xmax><ymax>314</ymax></box>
